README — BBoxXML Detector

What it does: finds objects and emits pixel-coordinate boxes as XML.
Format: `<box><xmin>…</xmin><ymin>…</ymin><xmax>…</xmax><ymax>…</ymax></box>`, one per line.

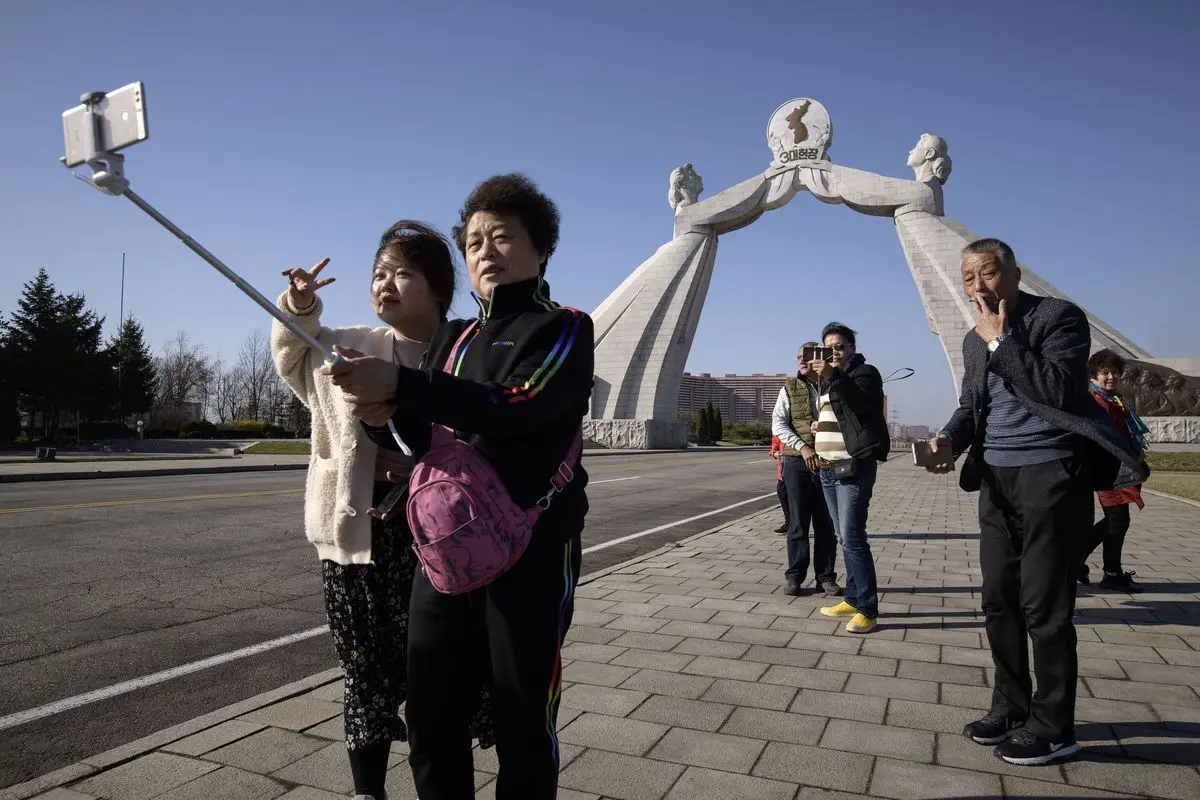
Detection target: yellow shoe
<box><xmin>820</xmin><ymin>600</ymin><xmax>857</xmax><ymax>618</ymax></box>
<box><xmin>846</xmin><ymin>613</ymin><xmax>877</xmax><ymax>634</ymax></box>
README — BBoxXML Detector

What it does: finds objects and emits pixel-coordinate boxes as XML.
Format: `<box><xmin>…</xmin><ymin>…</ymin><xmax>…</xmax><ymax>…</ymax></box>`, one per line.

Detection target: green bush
<box><xmin>724</xmin><ymin>421</ymin><xmax>772</xmax><ymax>444</ymax></box>
<box><xmin>222</xmin><ymin>420</ymin><xmax>286</xmax><ymax>439</ymax></box>
<box><xmin>180</xmin><ymin>419</ymin><xmax>219</xmax><ymax>439</ymax></box>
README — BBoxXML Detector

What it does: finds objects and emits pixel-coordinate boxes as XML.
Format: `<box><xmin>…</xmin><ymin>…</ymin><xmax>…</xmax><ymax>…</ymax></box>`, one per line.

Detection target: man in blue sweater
<box><xmin>927</xmin><ymin>238</ymin><xmax>1148</xmax><ymax>767</ymax></box>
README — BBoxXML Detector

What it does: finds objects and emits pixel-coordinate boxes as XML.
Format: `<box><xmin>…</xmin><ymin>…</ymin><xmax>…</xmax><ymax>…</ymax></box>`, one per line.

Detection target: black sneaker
<box><xmin>963</xmin><ymin>711</ymin><xmax>1023</xmax><ymax>745</ymax></box>
<box><xmin>1077</xmin><ymin>564</ymin><xmax>1091</xmax><ymax>586</ymax></box>
<box><xmin>775</xmin><ymin>524</ymin><xmax>789</xmax><ymax>534</ymax></box>
<box><xmin>1099</xmin><ymin>570</ymin><xmax>1142</xmax><ymax>593</ymax></box>
<box><xmin>818</xmin><ymin>579</ymin><xmax>844</xmax><ymax>597</ymax></box>
<box><xmin>783</xmin><ymin>581</ymin><xmax>807</xmax><ymax>597</ymax></box>
<box><xmin>994</xmin><ymin>728</ymin><xmax>1080</xmax><ymax>766</ymax></box>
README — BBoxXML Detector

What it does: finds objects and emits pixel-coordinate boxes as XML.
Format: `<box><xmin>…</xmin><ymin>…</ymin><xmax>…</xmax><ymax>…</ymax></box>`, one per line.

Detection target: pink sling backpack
<box><xmin>406</xmin><ymin>320</ymin><xmax>583</xmax><ymax>595</ymax></box>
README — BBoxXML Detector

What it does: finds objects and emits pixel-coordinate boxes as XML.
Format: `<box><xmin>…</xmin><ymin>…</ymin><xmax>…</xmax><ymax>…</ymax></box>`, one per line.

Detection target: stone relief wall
<box><xmin>1121</xmin><ymin>360</ymin><xmax>1200</xmax><ymax>417</ymax></box>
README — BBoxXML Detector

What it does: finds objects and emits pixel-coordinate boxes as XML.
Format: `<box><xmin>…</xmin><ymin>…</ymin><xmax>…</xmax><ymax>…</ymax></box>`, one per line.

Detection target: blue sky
<box><xmin>2</xmin><ymin>1</ymin><xmax>1197</xmax><ymax>427</ymax></box>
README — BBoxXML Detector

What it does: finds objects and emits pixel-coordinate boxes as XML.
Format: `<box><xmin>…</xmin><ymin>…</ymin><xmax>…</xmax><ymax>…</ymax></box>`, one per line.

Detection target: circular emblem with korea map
<box><xmin>767</xmin><ymin>98</ymin><xmax>833</xmax><ymax>168</ymax></box>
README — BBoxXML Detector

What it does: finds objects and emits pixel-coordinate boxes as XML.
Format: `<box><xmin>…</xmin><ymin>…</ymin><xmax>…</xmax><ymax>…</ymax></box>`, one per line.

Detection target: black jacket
<box><xmin>365</xmin><ymin>277</ymin><xmax>594</xmax><ymax>541</ymax></box>
<box><xmin>825</xmin><ymin>354</ymin><xmax>890</xmax><ymax>462</ymax></box>
<box><xmin>943</xmin><ymin>292</ymin><xmax>1150</xmax><ymax>493</ymax></box>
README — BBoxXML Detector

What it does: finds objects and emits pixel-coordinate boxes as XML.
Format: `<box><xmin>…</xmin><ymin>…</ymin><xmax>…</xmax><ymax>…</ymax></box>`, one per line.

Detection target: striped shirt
<box><xmin>814</xmin><ymin>393</ymin><xmax>851</xmax><ymax>461</ymax></box>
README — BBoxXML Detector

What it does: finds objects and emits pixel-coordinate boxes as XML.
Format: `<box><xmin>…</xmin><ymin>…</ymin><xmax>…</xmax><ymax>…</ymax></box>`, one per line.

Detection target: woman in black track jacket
<box><xmin>327</xmin><ymin>173</ymin><xmax>594</xmax><ymax>800</ymax></box>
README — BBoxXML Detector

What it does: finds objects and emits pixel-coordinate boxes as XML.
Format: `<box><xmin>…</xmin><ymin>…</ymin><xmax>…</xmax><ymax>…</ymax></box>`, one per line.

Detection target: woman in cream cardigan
<box><xmin>271</xmin><ymin>220</ymin><xmax>491</xmax><ymax>800</ymax></box>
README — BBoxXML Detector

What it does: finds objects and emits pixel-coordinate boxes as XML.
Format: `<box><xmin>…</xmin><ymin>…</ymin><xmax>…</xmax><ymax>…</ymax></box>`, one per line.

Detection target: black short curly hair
<box><xmin>1088</xmin><ymin>348</ymin><xmax>1127</xmax><ymax>379</ymax></box>
<box><xmin>452</xmin><ymin>173</ymin><xmax>560</xmax><ymax>274</ymax></box>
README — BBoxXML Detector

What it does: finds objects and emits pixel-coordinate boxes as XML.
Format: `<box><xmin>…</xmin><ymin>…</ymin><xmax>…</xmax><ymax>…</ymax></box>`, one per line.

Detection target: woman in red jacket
<box><xmin>1079</xmin><ymin>349</ymin><xmax>1149</xmax><ymax>592</ymax></box>
<box><xmin>769</xmin><ymin>435</ymin><xmax>790</xmax><ymax>533</ymax></box>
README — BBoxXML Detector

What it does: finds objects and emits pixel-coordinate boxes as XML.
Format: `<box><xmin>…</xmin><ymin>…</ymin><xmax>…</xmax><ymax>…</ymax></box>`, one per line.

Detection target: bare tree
<box><xmin>151</xmin><ymin>332</ymin><xmax>215</xmax><ymax>428</ymax></box>
<box><xmin>209</xmin><ymin>358</ymin><xmax>245</xmax><ymax>423</ymax></box>
<box><xmin>235</xmin><ymin>329</ymin><xmax>276</xmax><ymax>422</ymax></box>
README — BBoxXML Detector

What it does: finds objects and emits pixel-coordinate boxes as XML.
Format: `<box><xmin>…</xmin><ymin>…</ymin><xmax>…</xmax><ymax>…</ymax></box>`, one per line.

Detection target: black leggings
<box><xmin>406</xmin><ymin>529</ymin><xmax>582</xmax><ymax>800</ymax></box>
<box><xmin>320</xmin><ymin>483</ymin><xmax>493</xmax><ymax>797</ymax></box>
<box><xmin>1084</xmin><ymin>504</ymin><xmax>1131</xmax><ymax>574</ymax></box>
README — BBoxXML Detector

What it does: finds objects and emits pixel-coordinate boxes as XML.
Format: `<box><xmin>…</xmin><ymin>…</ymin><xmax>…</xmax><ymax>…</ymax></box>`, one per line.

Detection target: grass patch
<box><xmin>1144</xmin><ymin>474</ymin><xmax>1200</xmax><ymax>503</ymax></box>
<box><xmin>242</xmin><ymin>441</ymin><xmax>311</xmax><ymax>456</ymax></box>
<box><xmin>1144</xmin><ymin>451</ymin><xmax>1200</xmax><ymax>473</ymax></box>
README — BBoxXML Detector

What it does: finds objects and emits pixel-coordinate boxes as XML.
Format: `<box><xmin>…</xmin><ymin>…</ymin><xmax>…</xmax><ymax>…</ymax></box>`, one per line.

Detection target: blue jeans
<box><xmin>820</xmin><ymin>459</ymin><xmax>879</xmax><ymax>618</ymax></box>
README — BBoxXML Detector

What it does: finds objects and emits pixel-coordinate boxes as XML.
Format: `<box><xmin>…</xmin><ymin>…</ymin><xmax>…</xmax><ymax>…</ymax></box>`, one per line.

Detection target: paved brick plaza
<box><xmin>9</xmin><ymin>462</ymin><xmax>1199</xmax><ymax>799</ymax></box>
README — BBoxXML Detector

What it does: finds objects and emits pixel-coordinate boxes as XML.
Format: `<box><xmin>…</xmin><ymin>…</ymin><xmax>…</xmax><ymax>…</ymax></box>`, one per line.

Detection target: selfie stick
<box><xmin>63</xmin><ymin>90</ymin><xmax>413</xmax><ymax>456</ymax></box>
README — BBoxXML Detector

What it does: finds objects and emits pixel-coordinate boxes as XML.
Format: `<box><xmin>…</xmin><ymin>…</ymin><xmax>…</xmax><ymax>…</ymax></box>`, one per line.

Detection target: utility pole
<box><xmin>117</xmin><ymin>253</ymin><xmax>125</xmax><ymax>427</ymax></box>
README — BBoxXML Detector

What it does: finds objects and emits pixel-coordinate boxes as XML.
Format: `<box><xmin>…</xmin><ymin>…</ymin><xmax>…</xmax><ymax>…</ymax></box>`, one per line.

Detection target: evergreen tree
<box><xmin>0</xmin><ymin>313</ymin><xmax>19</xmax><ymax>443</ymax></box>
<box><xmin>713</xmin><ymin>406</ymin><xmax>724</xmax><ymax>443</ymax></box>
<box><xmin>696</xmin><ymin>404</ymin><xmax>711</xmax><ymax>444</ymax></box>
<box><xmin>2</xmin><ymin>269</ymin><xmax>109</xmax><ymax>438</ymax></box>
<box><xmin>107</xmin><ymin>316</ymin><xmax>158</xmax><ymax>419</ymax></box>
<box><xmin>59</xmin><ymin>292</ymin><xmax>110</xmax><ymax>420</ymax></box>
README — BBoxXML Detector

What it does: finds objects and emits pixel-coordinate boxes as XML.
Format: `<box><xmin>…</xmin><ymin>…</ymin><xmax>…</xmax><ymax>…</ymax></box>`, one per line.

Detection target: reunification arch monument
<box><xmin>583</xmin><ymin>97</ymin><xmax>1169</xmax><ymax>449</ymax></box>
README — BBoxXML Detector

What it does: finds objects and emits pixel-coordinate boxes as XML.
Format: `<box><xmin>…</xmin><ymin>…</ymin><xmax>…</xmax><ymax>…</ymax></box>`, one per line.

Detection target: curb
<box><xmin>1143</xmin><ymin>487</ymin><xmax>1200</xmax><ymax>509</ymax></box>
<box><xmin>0</xmin><ymin>463</ymin><xmax>309</xmax><ymax>484</ymax></box>
<box><xmin>0</xmin><ymin>447</ymin><xmax>767</xmax><ymax>483</ymax></box>
<box><xmin>0</xmin><ymin>669</ymin><xmax>342</xmax><ymax>800</ymax></box>
<box><xmin>1</xmin><ymin>503</ymin><xmax>778</xmax><ymax>799</ymax></box>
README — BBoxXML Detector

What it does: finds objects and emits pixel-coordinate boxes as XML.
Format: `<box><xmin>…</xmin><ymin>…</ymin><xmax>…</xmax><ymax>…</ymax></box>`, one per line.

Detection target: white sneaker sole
<box><xmin>970</xmin><ymin>732</ymin><xmax>1014</xmax><ymax>745</ymax></box>
<box><xmin>998</xmin><ymin>741</ymin><xmax>1081</xmax><ymax>765</ymax></box>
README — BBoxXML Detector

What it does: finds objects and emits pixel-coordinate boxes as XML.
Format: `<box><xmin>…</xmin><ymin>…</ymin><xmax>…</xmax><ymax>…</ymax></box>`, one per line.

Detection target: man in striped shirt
<box><xmin>807</xmin><ymin>323</ymin><xmax>890</xmax><ymax>635</ymax></box>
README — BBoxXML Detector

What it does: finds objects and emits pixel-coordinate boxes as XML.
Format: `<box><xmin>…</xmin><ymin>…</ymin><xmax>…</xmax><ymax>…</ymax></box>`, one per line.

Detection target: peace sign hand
<box><xmin>283</xmin><ymin>257</ymin><xmax>335</xmax><ymax>311</ymax></box>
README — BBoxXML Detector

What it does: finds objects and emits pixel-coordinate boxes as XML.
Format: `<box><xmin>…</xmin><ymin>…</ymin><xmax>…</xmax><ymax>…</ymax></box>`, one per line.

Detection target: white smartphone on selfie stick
<box><xmin>60</xmin><ymin>81</ymin><xmax>411</xmax><ymax>455</ymax></box>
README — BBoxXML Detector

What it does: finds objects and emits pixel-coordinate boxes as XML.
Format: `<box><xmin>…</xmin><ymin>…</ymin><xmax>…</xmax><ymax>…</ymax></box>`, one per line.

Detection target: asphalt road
<box><xmin>0</xmin><ymin>449</ymin><xmax>781</xmax><ymax>789</ymax></box>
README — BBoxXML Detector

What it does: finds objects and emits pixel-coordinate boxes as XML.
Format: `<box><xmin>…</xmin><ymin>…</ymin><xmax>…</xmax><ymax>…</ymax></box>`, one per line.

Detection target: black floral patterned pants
<box><xmin>320</xmin><ymin>482</ymin><xmax>495</xmax><ymax>753</ymax></box>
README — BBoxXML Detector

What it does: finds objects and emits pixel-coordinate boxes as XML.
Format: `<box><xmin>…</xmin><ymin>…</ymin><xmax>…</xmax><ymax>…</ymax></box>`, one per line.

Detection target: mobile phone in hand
<box><xmin>375</xmin><ymin>483</ymin><xmax>408</xmax><ymax>519</ymax></box>
<box><xmin>912</xmin><ymin>439</ymin><xmax>954</xmax><ymax>469</ymax></box>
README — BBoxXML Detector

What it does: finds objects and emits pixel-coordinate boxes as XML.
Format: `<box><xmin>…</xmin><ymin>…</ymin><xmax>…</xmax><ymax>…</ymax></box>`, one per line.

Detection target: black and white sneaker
<box><xmin>963</xmin><ymin>711</ymin><xmax>1023</xmax><ymax>745</ymax></box>
<box><xmin>1099</xmin><ymin>570</ymin><xmax>1143</xmax><ymax>593</ymax></box>
<box><xmin>994</xmin><ymin>728</ymin><xmax>1080</xmax><ymax>766</ymax></box>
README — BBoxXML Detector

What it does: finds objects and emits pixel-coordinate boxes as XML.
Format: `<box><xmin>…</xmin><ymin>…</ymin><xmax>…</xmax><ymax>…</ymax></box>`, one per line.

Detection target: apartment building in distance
<box><xmin>679</xmin><ymin>371</ymin><xmax>890</xmax><ymax>425</ymax></box>
<box><xmin>678</xmin><ymin>372</ymin><xmax>786</xmax><ymax>423</ymax></box>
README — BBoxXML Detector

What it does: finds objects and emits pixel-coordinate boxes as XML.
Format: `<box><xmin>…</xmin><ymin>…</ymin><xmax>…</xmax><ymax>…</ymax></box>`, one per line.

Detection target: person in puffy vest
<box><xmin>771</xmin><ymin>342</ymin><xmax>840</xmax><ymax>598</ymax></box>
<box><xmin>325</xmin><ymin>174</ymin><xmax>594</xmax><ymax>800</ymax></box>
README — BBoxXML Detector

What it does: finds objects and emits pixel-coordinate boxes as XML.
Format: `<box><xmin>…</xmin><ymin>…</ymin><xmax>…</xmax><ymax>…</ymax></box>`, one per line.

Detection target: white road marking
<box><xmin>0</xmin><ymin>488</ymin><xmax>774</xmax><ymax>731</ymax></box>
<box><xmin>589</xmin><ymin>476</ymin><xmax>641</xmax><ymax>485</ymax></box>
<box><xmin>0</xmin><ymin>627</ymin><xmax>326</xmax><ymax>732</ymax></box>
<box><xmin>745</xmin><ymin>458</ymin><xmax>775</xmax><ymax>464</ymax></box>
<box><xmin>581</xmin><ymin>492</ymin><xmax>775</xmax><ymax>554</ymax></box>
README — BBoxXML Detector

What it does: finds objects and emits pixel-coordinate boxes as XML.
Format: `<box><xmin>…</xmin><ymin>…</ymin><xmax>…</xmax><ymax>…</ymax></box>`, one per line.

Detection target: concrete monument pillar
<box><xmin>586</xmin><ymin>98</ymin><xmax>1163</xmax><ymax>449</ymax></box>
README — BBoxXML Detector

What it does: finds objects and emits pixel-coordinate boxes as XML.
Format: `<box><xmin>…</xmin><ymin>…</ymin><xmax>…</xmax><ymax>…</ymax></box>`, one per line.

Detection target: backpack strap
<box><xmin>430</xmin><ymin>320</ymin><xmax>481</xmax><ymax>447</ymax></box>
<box><xmin>533</xmin><ymin>426</ymin><xmax>584</xmax><ymax>512</ymax></box>
<box><xmin>443</xmin><ymin>319</ymin><xmax>480</xmax><ymax>374</ymax></box>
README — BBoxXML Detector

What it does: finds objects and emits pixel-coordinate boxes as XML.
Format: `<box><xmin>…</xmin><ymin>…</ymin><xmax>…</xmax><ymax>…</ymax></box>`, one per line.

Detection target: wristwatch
<box><xmin>987</xmin><ymin>332</ymin><xmax>1009</xmax><ymax>353</ymax></box>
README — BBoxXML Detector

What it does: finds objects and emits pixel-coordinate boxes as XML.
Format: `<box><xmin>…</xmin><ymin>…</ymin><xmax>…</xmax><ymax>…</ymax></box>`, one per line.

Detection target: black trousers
<box><xmin>1084</xmin><ymin>503</ymin><xmax>1131</xmax><ymax>573</ymax></box>
<box><xmin>407</xmin><ymin>528</ymin><xmax>582</xmax><ymax>800</ymax></box>
<box><xmin>782</xmin><ymin>455</ymin><xmax>836</xmax><ymax>584</ymax></box>
<box><xmin>978</xmin><ymin>456</ymin><xmax>1091</xmax><ymax>740</ymax></box>
<box><xmin>776</xmin><ymin>478</ymin><xmax>790</xmax><ymax>526</ymax></box>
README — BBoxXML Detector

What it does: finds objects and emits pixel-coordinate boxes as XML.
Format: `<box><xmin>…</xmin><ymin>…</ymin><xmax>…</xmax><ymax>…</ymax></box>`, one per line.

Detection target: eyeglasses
<box><xmin>829</xmin><ymin>343</ymin><xmax>848</xmax><ymax>352</ymax></box>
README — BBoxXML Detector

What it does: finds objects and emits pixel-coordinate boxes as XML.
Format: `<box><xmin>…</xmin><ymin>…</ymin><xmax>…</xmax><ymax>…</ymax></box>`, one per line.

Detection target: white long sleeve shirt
<box><xmin>771</xmin><ymin>383</ymin><xmax>815</xmax><ymax>454</ymax></box>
